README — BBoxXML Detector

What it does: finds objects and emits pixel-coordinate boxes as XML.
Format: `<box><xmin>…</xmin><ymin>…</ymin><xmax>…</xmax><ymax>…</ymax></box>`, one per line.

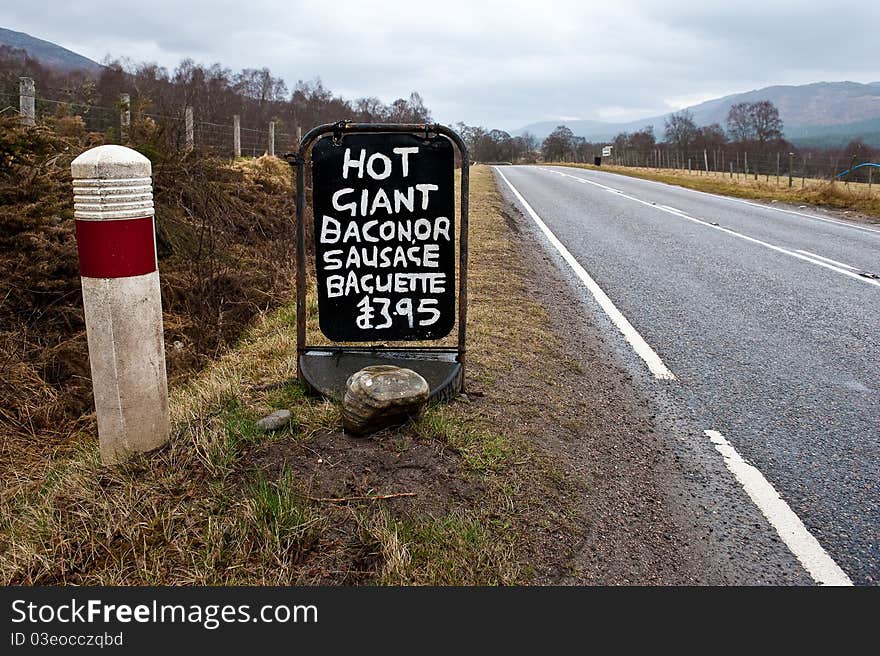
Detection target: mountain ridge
<box><xmin>517</xmin><ymin>81</ymin><xmax>880</xmax><ymax>147</ymax></box>
<box><xmin>0</xmin><ymin>27</ymin><xmax>102</xmax><ymax>73</ymax></box>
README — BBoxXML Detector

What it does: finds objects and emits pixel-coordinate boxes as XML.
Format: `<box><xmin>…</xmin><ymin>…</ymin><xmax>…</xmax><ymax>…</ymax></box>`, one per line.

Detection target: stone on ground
<box><xmin>343</xmin><ymin>365</ymin><xmax>429</xmax><ymax>436</ymax></box>
<box><xmin>255</xmin><ymin>409</ymin><xmax>292</xmax><ymax>432</ymax></box>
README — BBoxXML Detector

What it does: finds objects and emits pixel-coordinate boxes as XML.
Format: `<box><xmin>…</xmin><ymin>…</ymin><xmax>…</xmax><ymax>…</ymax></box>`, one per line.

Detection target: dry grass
<box><xmin>552</xmin><ymin>162</ymin><xmax>880</xmax><ymax>221</ymax></box>
<box><xmin>0</xmin><ymin>165</ymin><xmax>562</xmax><ymax>586</ymax></box>
<box><xmin>0</xmin><ymin>114</ymin><xmax>297</xmax><ymax>487</ymax></box>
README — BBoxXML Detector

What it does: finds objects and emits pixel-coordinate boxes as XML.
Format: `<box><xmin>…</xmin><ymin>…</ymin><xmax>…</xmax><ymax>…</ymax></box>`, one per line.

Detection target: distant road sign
<box><xmin>602</xmin><ymin>145</ymin><xmax>612</xmax><ymax>157</ymax></box>
<box><xmin>312</xmin><ymin>132</ymin><xmax>456</xmax><ymax>342</ymax></box>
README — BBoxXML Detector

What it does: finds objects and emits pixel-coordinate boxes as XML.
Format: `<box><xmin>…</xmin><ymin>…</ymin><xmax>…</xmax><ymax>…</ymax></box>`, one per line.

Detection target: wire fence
<box><xmin>605</xmin><ymin>148</ymin><xmax>878</xmax><ymax>189</ymax></box>
<box><xmin>1</xmin><ymin>89</ymin><xmax>298</xmax><ymax>160</ymax></box>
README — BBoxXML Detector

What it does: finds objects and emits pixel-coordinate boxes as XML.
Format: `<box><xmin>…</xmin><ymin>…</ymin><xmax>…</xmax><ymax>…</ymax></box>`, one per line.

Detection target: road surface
<box><xmin>495</xmin><ymin>164</ymin><xmax>879</xmax><ymax>585</ymax></box>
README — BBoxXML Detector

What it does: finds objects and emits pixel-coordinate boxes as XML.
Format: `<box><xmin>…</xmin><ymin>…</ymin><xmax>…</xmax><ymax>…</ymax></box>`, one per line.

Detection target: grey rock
<box><xmin>343</xmin><ymin>365</ymin><xmax>429</xmax><ymax>436</ymax></box>
<box><xmin>255</xmin><ymin>409</ymin><xmax>292</xmax><ymax>433</ymax></box>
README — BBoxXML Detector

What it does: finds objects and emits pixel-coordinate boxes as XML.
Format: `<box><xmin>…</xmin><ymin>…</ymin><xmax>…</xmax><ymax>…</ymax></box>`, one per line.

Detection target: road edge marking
<box><xmin>705</xmin><ymin>429</ymin><xmax>853</xmax><ymax>586</ymax></box>
<box><xmin>494</xmin><ymin>167</ymin><xmax>675</xmax><ymax>380</ymax></box>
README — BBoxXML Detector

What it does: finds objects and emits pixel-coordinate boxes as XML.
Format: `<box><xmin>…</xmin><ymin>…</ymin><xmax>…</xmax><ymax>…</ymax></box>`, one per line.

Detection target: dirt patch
<box><xmin>247</xmin><ymin>429</ymin><xmax>482</xmax><ymax>518</ymax></box>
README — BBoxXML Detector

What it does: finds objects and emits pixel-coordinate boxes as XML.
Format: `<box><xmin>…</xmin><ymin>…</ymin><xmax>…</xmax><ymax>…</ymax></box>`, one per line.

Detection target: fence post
<box><xmin>845</xmin><ymin>155</ymin><xmax>857</xmax><ymax>187</ymax></box>
<box><xmin>70</xmin><ymin>145</ymin><xmax>170</xmax><ymax>464</ymax></box>
<box><xmin>788</xmin><ymin>152</ymin><xmax>794</xmax><ymax>188</ymax></box>
<box><xmin>119</xmin><ymin>93</ymin><xmax>131</xmax><ymax>143</ymax></box>
<box><xmin>268</xmin><ymin>121</ymin><xmax>275</xmax><ymax>157</ymax></box>
<box><xmin>233</xmin><ymin>115</ymin><xmax>241</xmax><ymax>158</ymax></box>
<box><xmin>776</xmin><ymin>153</ymin><xmax>780</xmax><ymax>186</ymax></box>
<box><xmin>296</xmin><ymin>125</ymin><xmax>302</xmax><ymax>148</ymax></box>
<box><xmin>185</xmin><ymin>106</ymin><xmax>194</xmax><ymax>152</ymax></box>
<box><xmin>19</xmin><ymin>77</ymin><xmax>35</xmax><ymax>126</ymax></box>
<box><xmin>703</xmin><ymin>149</ymin><xmax>709</xmax><ymax>175</ymax></box>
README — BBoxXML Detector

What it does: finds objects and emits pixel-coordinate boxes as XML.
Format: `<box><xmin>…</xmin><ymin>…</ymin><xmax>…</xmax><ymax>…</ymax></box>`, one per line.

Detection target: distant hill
<box><xmin>0</xmin><ymin>27</ymin><xmax>102</xmax><ymax>74</ymax></box>
<box><xmin>518</xmin><ymin>81</ymin><xmax>880</xmax><ymax>148</ymax></box>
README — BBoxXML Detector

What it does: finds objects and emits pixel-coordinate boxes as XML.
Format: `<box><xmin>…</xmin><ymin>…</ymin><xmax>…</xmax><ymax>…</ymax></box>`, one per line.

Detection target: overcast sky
<box><xmin>2</xmin><ymin>1</ymin><xmax>878</xmax><ymax>130</ymax></box>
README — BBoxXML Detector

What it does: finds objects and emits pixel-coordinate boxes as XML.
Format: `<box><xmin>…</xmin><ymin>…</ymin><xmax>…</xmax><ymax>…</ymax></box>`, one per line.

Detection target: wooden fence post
<box><xmin>19</xmin><ymin>77</ymin><xmax>35</xmax><ymax>126</ymax></box>
<box><xmin>233</xmin><ymin>115</ymin><xmax>241</xmax><ymax>158</ymax></box>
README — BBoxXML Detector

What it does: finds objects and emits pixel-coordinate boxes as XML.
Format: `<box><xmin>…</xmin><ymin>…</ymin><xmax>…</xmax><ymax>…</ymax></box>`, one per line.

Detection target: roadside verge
<box><xmin>549</xmin><ymin>162</ymin><xmax>880</xmax><ymax>221</ymax></box>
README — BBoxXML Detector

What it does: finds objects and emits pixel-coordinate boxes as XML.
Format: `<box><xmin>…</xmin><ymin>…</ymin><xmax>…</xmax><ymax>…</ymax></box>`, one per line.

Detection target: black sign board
<box><xmin>311</xmin><ymin>133</ymin><xmax>455</xmax><ymax>342</ymax></box>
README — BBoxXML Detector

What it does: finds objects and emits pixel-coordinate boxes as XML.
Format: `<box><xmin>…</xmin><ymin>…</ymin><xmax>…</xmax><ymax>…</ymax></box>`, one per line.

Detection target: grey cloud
<box><xmin>1</xmin><ymin>1</ymin><xmax>876</xmax><ymax>130</ymax></box>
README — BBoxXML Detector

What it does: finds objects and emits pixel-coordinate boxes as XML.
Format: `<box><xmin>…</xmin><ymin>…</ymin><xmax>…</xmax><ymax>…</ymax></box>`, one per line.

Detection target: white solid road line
<box><xmin>705</xmin><ymin>430</ymin><xmax>854</xmax><ymax>586</ymax></box>
<box><xmin>495</xmin><ymin>167</ymin><xmax>675</xmax><ymax>380</ymax></box>
<box><xmin>795</xmin><ymin>250</ymin><xmax>859</xmax><ymax>271</ymax></box>
<box><xmin>541</xmin><ymin>168</ymin><xmax>880</xmax><ymax>290</ymax></box>
<box><xmin>553</xmin><ymin>165</ymin><xmax>880</xmax><ymax>237</ymax></box>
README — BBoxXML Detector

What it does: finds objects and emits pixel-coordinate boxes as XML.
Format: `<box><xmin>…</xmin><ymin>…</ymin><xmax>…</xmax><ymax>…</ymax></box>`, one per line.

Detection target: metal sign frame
<box><xmin>287</xmin><ymin>120</ymin><xmax>470</xmax><ymax>382</ymax></box>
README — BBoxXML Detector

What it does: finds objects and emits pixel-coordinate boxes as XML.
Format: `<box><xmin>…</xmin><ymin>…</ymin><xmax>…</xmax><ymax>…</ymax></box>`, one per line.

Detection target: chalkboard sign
<box><xmin>311</xmin><ymin>133</ymin><xmax>455</xmax><ymax>342</ymax></box>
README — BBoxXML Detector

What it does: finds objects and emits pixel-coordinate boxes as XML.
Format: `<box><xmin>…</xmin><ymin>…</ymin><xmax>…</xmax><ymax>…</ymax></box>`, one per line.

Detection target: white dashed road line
<box><xmin>795</xmin><ymin>250</ymin><xmax>860</xmax><ymax>271</ymax></box>
<box><xmin>541</xmin><ymin>168</ymin><xmax>880</xmax><ymax>290</ymax></box>
<box><xmin>705</xmin><ymin>430</ymin><xmax>853</xmax><ymax>586</ymax></box>
<box><xmin>555</xmin><ymin>165</ymin><xmax>880</xmax><ymax>237</ymax></box>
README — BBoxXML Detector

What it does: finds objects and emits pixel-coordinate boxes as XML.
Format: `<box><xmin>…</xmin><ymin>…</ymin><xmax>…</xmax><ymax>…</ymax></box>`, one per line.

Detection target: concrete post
<box><xmin>268</xmin><ymin>121</ymin><xmax>275</xmax><ymax>157</ymax></box>
<box><xmin>296</xmin><ymin>125</ymin><xmax>302</xmax><ymax>147</ymax></box>
<box><xmin>233</xmin><ymin>114</ymin><xmax>241</xmax><ymax>158</ymax></box>
<box><xmin>19</xmin><ymin>77</ymin><xmax>36</xmax><ymax>126</ymax></box>
<box><xmin>185</xmin><ymin>106</ymin><xmax>194</xmax><ymax>152</ymax></box>
<box><xmin>119</xmin><ymin>93</ymin><xmax>131</xmax><ymax>143</ymax></box>
<box><xmin>71</xmin><ymin>145</ymin><xmax>169</xmax><ymax>464</ymax></box>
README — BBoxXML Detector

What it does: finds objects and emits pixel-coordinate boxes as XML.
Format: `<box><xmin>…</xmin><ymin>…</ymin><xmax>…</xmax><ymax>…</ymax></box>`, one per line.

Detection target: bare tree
<box><xmin>751</xmin><ymin>100</ymin><xmax>783</xmax><ymax>145</ymax></box>
<box><xmin>726</xmin><ymin>102</ymin><xmax>753</xmax><ymax>142</ymax></box>
<box><xmin>726</xmin><ymin>100</ymin><xmax>784</xmax><ymax>145</ymax></box>
<box><xmin>542</xmin><ymin>125</ymin><xmax>576</xmax><ymax>161</ymax></box>
<box><xmin>694</xmin><ymin>123</ymin><xmax>727</xmax><ymax>151</ymax></box>
<box><xmin>664</xmin><ymin>110</ymin><xmax>698</xmax><ymax>154</ymax></box>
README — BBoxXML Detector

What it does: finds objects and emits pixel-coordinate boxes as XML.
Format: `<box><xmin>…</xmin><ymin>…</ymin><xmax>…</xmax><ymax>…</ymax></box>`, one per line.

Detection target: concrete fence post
<box><xmin>268</xmin><ymin>121</ymin><xmax>275</xmax><ymax>157</ymax></box>
<box><xmin>19</xmin><ymin>77</ymin><xmax>35</xmax><ymax>126</ymax></box>
<box><xmin>184</xmin><ymin>106</ymin><xmax>194</xmax><ymax>152</ymax></box>
<box><xmin>233</xmin><ymin>114</ymin><xmax>241</xmax><ymax>158</ymax></box>
<box><xmin>119</xmin><ymin>93</ymin><xmax>131</xmax><ymax>143</ymax></box>
<box><xmin>71</xmin><ymin>145</ymin><xmax>169</xmax><ymax>464</ymax></box>
<box><xmin>296</xmin><ymin>125</ymin><xmax>302</xmax><ymax>147</ymax></box>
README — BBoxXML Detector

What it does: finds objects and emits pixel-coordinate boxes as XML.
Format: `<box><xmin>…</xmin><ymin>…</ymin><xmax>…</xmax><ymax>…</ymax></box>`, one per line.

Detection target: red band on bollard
<box><xmin>75</xmin><ymin>217</ymin><xmax>157</xmax><ymax>278</ymax></box>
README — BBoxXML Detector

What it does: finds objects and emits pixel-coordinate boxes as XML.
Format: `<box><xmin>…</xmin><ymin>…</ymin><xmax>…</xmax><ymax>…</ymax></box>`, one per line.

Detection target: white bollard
<box><xmin>233</xmin><ymin>114</ymin><xmax>241</xmax><ymax>158</ymax></box>
<box><xmin>19</xmin><ymin>77</ymin><xmax>35</xmax><ymax>126</ymax></box>
<box><xmin>71</xmin><ymin>145</ymin><xmax>169</xmax><ymax>464</ymax></box>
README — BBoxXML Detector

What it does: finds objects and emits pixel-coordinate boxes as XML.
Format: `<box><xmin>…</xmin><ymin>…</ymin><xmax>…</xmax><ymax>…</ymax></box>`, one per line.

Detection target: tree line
<box><xmin>3</xmin><ymin>44</ymin><xmax>876</xmax><ymax>173</ymax></box>
<box><xmin>0</xmin><ymin>44</ymin><xmax>432</xmax><ymax>139</ymax></box>
<box><xmin>533</xmin><ymin>100</ymin><xmax>878</xmax><ymax>177</ymax></box>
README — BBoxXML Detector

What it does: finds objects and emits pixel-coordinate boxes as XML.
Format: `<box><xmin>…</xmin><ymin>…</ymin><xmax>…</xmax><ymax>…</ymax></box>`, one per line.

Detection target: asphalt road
<box><xmin>495</xmin><ymin>164</ymin><xmax>879</xmax><ymax>585</ymax></box>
